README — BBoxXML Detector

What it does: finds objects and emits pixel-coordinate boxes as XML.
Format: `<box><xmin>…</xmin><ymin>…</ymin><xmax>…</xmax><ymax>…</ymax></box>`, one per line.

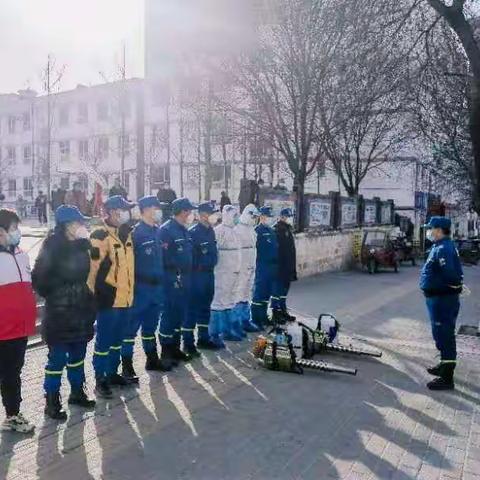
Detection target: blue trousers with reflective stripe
<box><xmin>122</xmin><ymin>302</ymin><xmax>161</xmax><ymax>358</ymax></box>
<box><xmin>44</xmin><ymin>342</ymin><xmax>87</xmax><ymax>393</ymax></box>
<box><xmin>252</xmin><ymin>264</ymin><xmax>276</xmax><ymax>324</ymax></box>
<box><xmin>160</xmin><ymin>273</ymin><xmax>191</xmax><ymax>346</ymax></box>
<box><xmin>271</xmin><ymin>279</ymin><xmax>291</xmax><ymax>311</ymax></box>
<box><xmin>426</xmin><ymin>295</ymin><xmax>460</xmax><ymax>362</ymax></box>
<box><xmin>93</xmin><ymin>308</ymin><xmax>130</xmax><ymax>379</ymax></box>
<box><xmin>187</xmin><ymin>271</ymin><xmax>215</xmax><ymax>344</ymax></box>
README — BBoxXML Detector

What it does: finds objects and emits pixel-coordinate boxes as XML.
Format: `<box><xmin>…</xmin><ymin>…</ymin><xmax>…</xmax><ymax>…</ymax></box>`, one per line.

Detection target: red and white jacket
<box><xmin>0</xmin><ymin>246</ymin><xmax>37</xmax><ymax>341</ymax></box>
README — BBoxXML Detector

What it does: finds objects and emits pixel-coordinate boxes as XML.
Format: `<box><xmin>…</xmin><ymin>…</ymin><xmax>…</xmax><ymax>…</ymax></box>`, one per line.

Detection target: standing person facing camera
<box><xmin>0</xmin><ymin>209</ymin><xmax>36</xmax><ymax>433</ymax></box>
<box><xmin>32</xmin><ymin>205</ymin><xmax>97</xmax><ymax>420</ymax></box>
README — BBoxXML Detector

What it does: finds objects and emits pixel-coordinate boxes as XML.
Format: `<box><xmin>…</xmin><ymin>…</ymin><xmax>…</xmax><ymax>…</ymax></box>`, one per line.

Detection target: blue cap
<box><xmin>259</xmin><ymin>206</ymin><xmax>273</xmax><ymax>217</ymax></box>
<box><xmin>55</xmin><ymin>205</ymin><xmax>90</xmax><ymax>225</ymax></box>
<box><xmin>172</xmin><ymin>197</ymin><xmax>197</xmax><ymax>215</ymax></box>
<box><xmin>104</xmin><ymin>195</ymin><xmax>135</xmax><ymax>211</ymax></box>
<box><xmin>138</xmin><ymin>195</ymin><xmax>164</xmax><ymax>211</ymax></box>
<box><xmin>198</xmin><ymin>202</ymin><xmax>218</xmax><ymax>214</ymax></box>
<box><xmin>425</xmin><ymin>216</ymin><xmax>451</xmax><ymax>230</ymax></box>
<box><xmin>280</xmin><ymin>208</ymin><xmax>294</xmax><ymax>217</ymax></box>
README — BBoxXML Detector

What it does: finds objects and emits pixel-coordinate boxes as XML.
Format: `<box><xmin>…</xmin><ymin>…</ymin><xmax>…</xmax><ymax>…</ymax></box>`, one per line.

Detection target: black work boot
<box><xmin>68</xmin><ymin>385</ymin><xmax>96</xmax><ymax>408</ymax></box>
<box><xmin>197</xmin><ymin>339</ymin><xmax>223</xmax><ymax>351</ymax></box>
<box><xmin>161</xmin><ymin>344</ymin><xmax>179</xmax><ymax>368</ymax></box>
<box><xmin>95</xmin><ymin>378</ymin><xmax>113</xmax><ymax>399</ymax></box>
<box><xmin>427</xmin><ymin>363</ymin><xmax>443</xmax><ymax>376</ymax></box>
<box><xmin>146</xmin><ymin>350</ymin><xmax>172</xmax><ymax>371</ymax></box>
<box><xmin>271</xmin><ymin>309</ymin><xmax>287</xmax><ymax>326</ymax></box>
<box><xmin>45</xmin><ymin>392</ymin><xmax>68</xmax><ymax>420</ymax></box>
<box><xmin>185</xmin><ymin>345</ymin><xmax>201</xmax><ymax>358</ymax></box>
<box><xmin>172</xmin><ymin>347</ymin><xmax>191</xmax><ymax>363</ymax></box>
<box><xmin>282</xmin><ymin>310</ymin><xmax>296</xmax><ymax>322</ymax></box>
<box><xmin>122</xmin><ymin>356</ymin><xmax>140</xmax><ymax>383</ymax></box>
<box><xmin>427</xmin><ymin>364</ymin><xmax>455</xmax><ymax>390</ymax></box>
<box><xmin>108</xmin><ymin>373</ymin><xmax>132</xmax><ymax>387</ymax></box>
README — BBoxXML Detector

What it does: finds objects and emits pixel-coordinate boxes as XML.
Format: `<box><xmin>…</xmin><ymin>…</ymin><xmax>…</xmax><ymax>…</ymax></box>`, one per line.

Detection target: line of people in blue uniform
<box><xmin>32</xmin><ymin>195</ymin><xmax>297</xmax><ymax>420</ymax></box>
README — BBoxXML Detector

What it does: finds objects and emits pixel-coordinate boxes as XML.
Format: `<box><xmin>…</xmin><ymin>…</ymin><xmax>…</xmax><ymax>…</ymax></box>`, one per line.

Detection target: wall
<box><xmin>295</xmin><ymin>229</ymin><xmax>356</xmax><ymax>278</ymax></box>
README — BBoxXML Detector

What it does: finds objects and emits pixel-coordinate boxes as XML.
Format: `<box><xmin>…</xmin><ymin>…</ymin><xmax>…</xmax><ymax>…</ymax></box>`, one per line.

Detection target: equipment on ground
<box><xmin>252</xmin><ymin>327</ymin><xmax>357</xmax><ymax>376</ymax></box>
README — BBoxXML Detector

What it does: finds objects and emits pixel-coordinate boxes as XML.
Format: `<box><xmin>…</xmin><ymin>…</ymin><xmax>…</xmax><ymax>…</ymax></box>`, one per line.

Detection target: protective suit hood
<box><xmin>240</xmin><ymin>204</ymin><xmax>259</xmax><ymax>226</ymax></box>
<box><xmin>222</xmin><ymin>205</ymin><xmax>238</xmax><ymax>227</ymax></box>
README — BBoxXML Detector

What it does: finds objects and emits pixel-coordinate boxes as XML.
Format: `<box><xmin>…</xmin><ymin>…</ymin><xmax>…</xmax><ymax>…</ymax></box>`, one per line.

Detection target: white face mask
<box><xmin>285</xmin><ymin>217</ymin><xmax>294</xmax><ymax>226</ymax></box>
<box><xmin>118</xmin><ymin>210</ymin><xmax>130</xmax><ymax>225</ymax></box>
<box><xmin>186</xmin><ymin>212</ymin><xmax>195</xmax><ymax>225</ymax></box>
<box><xmin>154</xmin><ymin>209</ymin><xmax>163</xmax><ymax>224</ymax></box>
<box><xmin>208</xmin><ymin>213</ymin><xmax>219</xmax><ymax>225</ymax></box>
<box><xmin>426</xmin><ymin>230</ymin><xmax>435</xmax><ymax>242</ymax></box>
<box><xmin>7</xmin><ymin>229</ymin><xmax>22</xmax><ymax>247</ymax></box>
<box><xmin>74</xmin><ymin>225</ymin><xmax>90</xmax><ymax>240</ymax></box>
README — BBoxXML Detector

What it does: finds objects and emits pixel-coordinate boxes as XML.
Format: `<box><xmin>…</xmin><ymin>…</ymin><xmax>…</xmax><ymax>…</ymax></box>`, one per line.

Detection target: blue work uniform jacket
<box><xmin>189</xmin><ymin>222</ymin><xmax>218</xmax><ymax>272</ymax></box>
<box><xmin>420</xmin><ymin>238</ymin><xmax>463</xmax><ymax>297</ymax></box>
<box><xmin>158</xmin><ymin>219</ymin><xmax>193</xmax><ymax>288</ymax></box>
<box><xmin>255</xmin><ymin>223</ymin><xmax>279</xmax><ymax>270</ymax></box>
<box><xmin>132</xmin><ymin>221</ymin><xmax>164</xmax><ymax>305</ymax></box>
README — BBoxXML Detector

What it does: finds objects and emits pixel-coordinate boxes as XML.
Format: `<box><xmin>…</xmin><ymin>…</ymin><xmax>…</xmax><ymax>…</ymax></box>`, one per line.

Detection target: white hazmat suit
<box><xmin>210</xmin><ymin>205</ymin><xmax>243</xmax><ymax>341</ymax></box>
<box><xmin>233</xmin><ymin>204</ymin><xmax>261</xmax><ymax>332</ymax></box>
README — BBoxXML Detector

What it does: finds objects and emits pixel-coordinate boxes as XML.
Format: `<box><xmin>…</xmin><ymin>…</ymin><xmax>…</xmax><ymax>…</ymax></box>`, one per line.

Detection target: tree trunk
<box><xmin>470</xmin><ymin>79</ymin><xmax>480</xmax><ymax>214</ymax></box>
<box><xmin>294</xmin><ymin>173</ymin><xmax>306</xmax><ymax>232</ymax></box>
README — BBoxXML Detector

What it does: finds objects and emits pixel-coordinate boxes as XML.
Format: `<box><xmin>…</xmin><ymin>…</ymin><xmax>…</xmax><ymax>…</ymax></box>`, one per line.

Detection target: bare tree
<box><xmin>224</xmin><ymin>0</ymin><xmax>345</xmax><ymax>230</ymax></box>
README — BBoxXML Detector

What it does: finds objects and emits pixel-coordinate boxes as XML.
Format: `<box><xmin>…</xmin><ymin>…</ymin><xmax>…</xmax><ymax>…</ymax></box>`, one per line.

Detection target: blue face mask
<box><xmin>8</xmin><ymin>229</ymin><xmax>22</xmax><ymax>247</ymax></box>
<box><xmin>233</xmin><ymin>216</ymin><xmax>240</xmax><ymax>226</ymax></box>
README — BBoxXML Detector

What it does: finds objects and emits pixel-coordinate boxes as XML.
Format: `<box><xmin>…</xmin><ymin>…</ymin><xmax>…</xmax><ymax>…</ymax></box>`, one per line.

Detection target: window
<box><xmin>59</xmin><ymin>140</ymin><xmax>70</xmax><ymax>161</ymax></box>
<box><xmin>23</xmin><ymin>177</ymin><xmax>33</xmax><ymax>198</ymax></box>
<box><xmin>60</xmin><ymin>177</ymin><xmax>70</xmax><ymax>190</ymax></box>
<box><xmin>8</xmin><ymin>179</ymin><xmax>16</xmax><ymax>197</ymax></box>
<box><xmin>97</xmin><ymin>137</ymin><xmax>109</xmax><ymax>159</ymax></box>
<box><xmin>97</xmin><ymin>101</ymin><xmax>109</xmax><ymax>121</ymax></box>
<box><xmin>211</xmin><ymin>164</ymin><xmax>231</xmax><ymax>185</ymax></box>
<box><xmin>77</xmin><ymin>102</ymin><xmax>88</xmax><ymax>123</ymax></box>
<box><xmin>150</xmin><ymin>164</ymin><xmax>170</xmax><ymax>187</ymax></box>
<box><xmin>23</xmin><ymin>112</ymin><xmax>31</xmax><ymax>131</ymax></box>
<box><xmin>59</xmin><ymin>106</ymin><xmax>69</xmax><ymax>127</ymax></box>
<box><xmin>78</xmin><ymin>139</ymin><xmax>89</xmax><ymax>160</ymax></box>
<box><xmin>23</xmin><ymin>145</ymin><xmax>32</xmax><ymax>164</ymax></box>
<box><xmin>117</xmin><ymin>133</ymin><xmax>130</xmax><ymax>156</ymax></box>
<box><xmin>8</xmin><ymin>116</ymin><xmax>16</xmax><ymax>134</ymax></box>
<box><xmin>6</xmin><ymin>146</ymin><xmax>16</xmax><ymax>164</ymax></box>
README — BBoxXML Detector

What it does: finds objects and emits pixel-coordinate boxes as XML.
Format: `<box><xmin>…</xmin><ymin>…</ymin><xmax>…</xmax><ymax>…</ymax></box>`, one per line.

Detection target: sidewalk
<box><xmin>1</xmin><ymin>266</ymin><xmax>479</xmax><ymax>480</ymax></box>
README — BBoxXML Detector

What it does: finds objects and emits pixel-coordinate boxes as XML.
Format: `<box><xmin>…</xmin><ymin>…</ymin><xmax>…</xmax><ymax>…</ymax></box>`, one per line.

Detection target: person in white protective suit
<box><xmin>233</xmin><ymin>204</ymin><xmax>261</xmax><ymax>333</ymax></box>
<box><xmin>210</xmin><ymin>205</ymin><xmax>243</xmax><ymax>342</ymax></box>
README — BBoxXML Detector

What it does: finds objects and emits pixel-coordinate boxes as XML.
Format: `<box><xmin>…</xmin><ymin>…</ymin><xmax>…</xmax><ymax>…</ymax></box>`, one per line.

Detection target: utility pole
<box><xmin>120</xmin><ymin>43</ymin><xmax>127</xmax><ymax>187</ymax></box>
<box><xmin>135</xmin><ymin>82</ymin><xmax>145</xmax><ymax>198</ymax></box>
<box><xmin>204</xmin><ymin>78</ymin><xmax>214</xmax><ymax>201</ymax></box>
<box><xmin>179</xmin><ymin>115</ymin><xmax>185</xmax><ymax>197</ymax></box>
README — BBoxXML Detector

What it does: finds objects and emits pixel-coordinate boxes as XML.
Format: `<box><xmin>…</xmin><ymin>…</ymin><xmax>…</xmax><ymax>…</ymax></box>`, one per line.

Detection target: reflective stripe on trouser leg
<box><xmin>108</xmin><ymin>308</ymin><xmax>130</xmax><ymax>375</ymax></box>
<box><xmin>253</xmin><ymin>266</ymin><xmax>273</xmax><ymax>324</ymax></box>
<box><xmin>188</xmin><ymin>271</ymin><xmax>214</xmax><ymax>345</ymax></box>
<box><xmin>44</xmin><ymin>344</ymin><xmax>68</xmax><ymax>393</ymax></box>
<box><xmin>66</xmin><ymin>342</ymin><xmax>88</xmax><ymax>389</ymax></box>
<box><xmin>141</xmin><ymin>303</ymin><xmax>161</xmax><ymax>353</ymax></box>
<box><xmin>160</xmin><ymin>285</ymin><xmax>183</xmax><ymax>346</ymax></box>
<box><xmin>121</xmin><ymin>307</ymin><xmax>142</xmax><ymax>358</ymax></box>
<box><xmin>93</xmin><ymin>309</ymin><xmax>117</xmax><ymax>379</ymax></box>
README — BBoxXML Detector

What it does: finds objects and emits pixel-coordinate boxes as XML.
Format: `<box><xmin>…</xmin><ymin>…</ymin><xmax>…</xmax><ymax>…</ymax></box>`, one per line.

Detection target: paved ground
<box><xmin>1</xmin><ymin>265</ymin><xmax>479</xmax><ymax>480</ymax></box>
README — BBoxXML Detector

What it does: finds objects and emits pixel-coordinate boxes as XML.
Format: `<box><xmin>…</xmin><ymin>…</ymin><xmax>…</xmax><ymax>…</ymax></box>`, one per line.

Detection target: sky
<box><xmin>0</xmin><ymin>0</ymin><xmax>144</xmax><ymax>94</ymax></box>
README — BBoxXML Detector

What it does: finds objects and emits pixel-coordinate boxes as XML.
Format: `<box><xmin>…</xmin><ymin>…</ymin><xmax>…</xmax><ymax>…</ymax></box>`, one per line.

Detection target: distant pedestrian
<box><xmin>16</xmin><ymin>195</ymin><xmax>27</xmax><ymax>219</ymax></box>
<box><xmin>32</xmin><ymin>205</ymin><xmax>97</xmax><ymax>420</ymax></box>
<box><xmin>420</xmin><ymin>216</ymin><xmax>463</xmax><ymax>391</ymax></box>
<box><xmin>51</xmin><ymin>185</ymin><xmax>67</xmax><ymax>212</ymax></box>
<box><xmin>0</xmin><ymin>208</ymin><xmax>36</xmax><ymax>433</ymax></box>
<box><xmin>35</xmin><ymin>191</ymin><xmax>48</xmax><ymax>224</ymax></box>
<box><xmin>65</xmin><ymin>182</ymin><xmax>89</xmax><ymax>215</ymax></box>
<box><xmin>156</xmin><ymin>182</ymin><xmax>177</xmax><ymax>221</ymax></box>
<box><xmin>273</xmin><ymin>179</ymin><xmax>288</xmax><ymax>191</ymax></box>
<box><xmin>109</xmin><ymin>178</ymin><xmax>128</xmax><ymax>199</ymax></box>
<box><xmin>219</xmin><ymin>191</ymin><xmax>232</xmax><ymax>211</ymax></box>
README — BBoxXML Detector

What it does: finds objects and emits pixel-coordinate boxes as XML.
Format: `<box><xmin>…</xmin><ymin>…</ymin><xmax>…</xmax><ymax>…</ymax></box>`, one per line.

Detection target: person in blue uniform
<box><xmin>158</xmin><ymin>198</ymin><xmax>196</xmax><ymax>365</ymax></box>
<box><xmin>187</xmin><ymin>202</ymin><xmax>222</xmax><ymax>351</ymax></box>
<box><xmin>420</xmin><ymin>216</ymin><xmax>463</xmax><ymax>390</ymax></box>
<box><xmin>271</xmin><ymin>208</ymin><xmax>297</xmax><ymax>322</ymax></box>
<box><xmin>251</xmin><ymin>206</ymin><xmax>279</xmax><ymax>329</ymax></box>
<box><xmin>121</xmin><ymin>196</ymin><xmax>171</xmax><ymax>380</ymax></box>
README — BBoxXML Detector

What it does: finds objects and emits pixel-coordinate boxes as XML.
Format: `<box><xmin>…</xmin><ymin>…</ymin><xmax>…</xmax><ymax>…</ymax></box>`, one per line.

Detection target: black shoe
<box><xmin>108</xmin><ymin>373</ymin><xmax>132</xmax><ymax>387</ymax></box>
<box><xmin>161</xmin><ymin>344</ymin><xmax>179</xmax><ymax>367</ymax></box>
<box><xmin>197</xmin><ymin>339</ymin><xmax>223</xmax><ymax>351</ymax></box>
<box><xmin>427</xmin><ymin>377</ymin><xmax>455</xmax><ymax>390</ymax></box>
<box><xmin>146</xmin><ymin>350</ymin><xmax>172</xmax><ymax>371</ymax></box>
<box><xmin>171</xmin><ymin>348</ymin><xmax>191</xmax><ymax>362</ymax></box>
<box><xmin>68</xmin><ymin>385</ymin><xmax>96</xmax><ymax>409</ymax></box>
<box><xmin>45</xmin><ymin>392</ymin><xmax>68</xmax><ymax>420</ymax></box>
<box><xmin>95</xmin><ymin>378</ymin><xmax>113</xmax><ymax>399</ymax></box>
<box><xmin>271</xmin><ymin>310</ymin><xmax>287</xmax><ymax>325</ymax></box>
<box><xmin>122</xmin><ymin>356</ymin><xmax>140</xmax><ymax>383</ymax></box>
<box><xmin>427</xmin><ymin>363</ymin><xmax>443</xmax><ymax>376</ymax></box>
<box><xmin>185</xmin><ymin>346</ymin><xmax>201</xmax><ymax>358</ymax></box>
<box><xmin>282</xmin><ymin>311</ymin><xmax>296</xmax><ymax>322</ymax></box>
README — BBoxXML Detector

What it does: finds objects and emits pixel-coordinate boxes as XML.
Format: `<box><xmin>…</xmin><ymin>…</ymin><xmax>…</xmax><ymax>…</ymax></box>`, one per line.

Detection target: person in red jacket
<box><xmin>0</xmin><ymin>209</ymin><xmax>37</xmax><ymax>433</ymax></box>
